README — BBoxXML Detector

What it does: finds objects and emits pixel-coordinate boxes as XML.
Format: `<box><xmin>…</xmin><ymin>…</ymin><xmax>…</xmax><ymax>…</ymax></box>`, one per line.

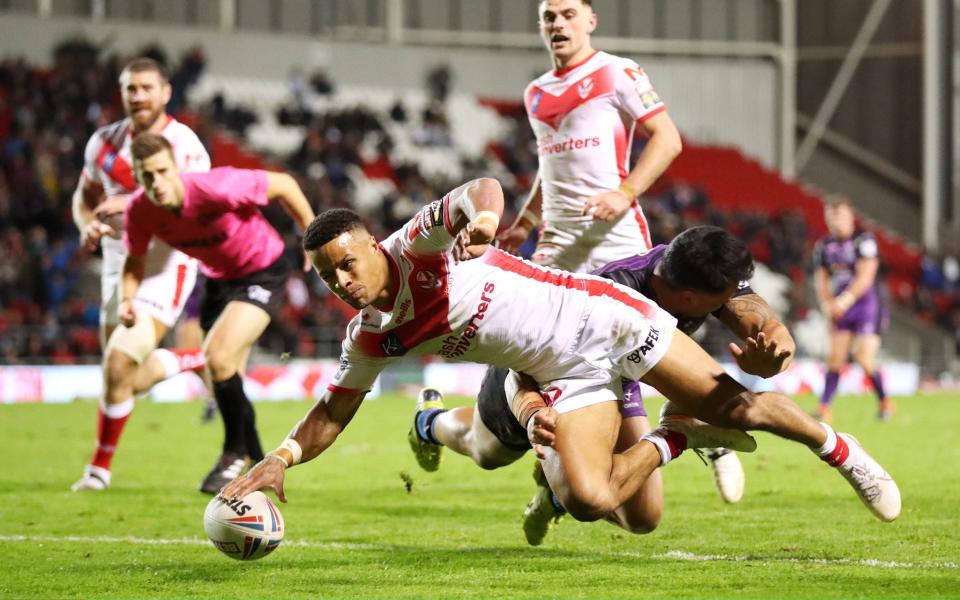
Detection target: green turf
<box><xmin>1</xmin><ymin>392</ymin><xmax>958</xmax><ymax>599</ymax></box>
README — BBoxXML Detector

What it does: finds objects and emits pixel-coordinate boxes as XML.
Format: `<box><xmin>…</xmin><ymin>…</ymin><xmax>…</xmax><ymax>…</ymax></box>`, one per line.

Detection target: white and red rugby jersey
<box><xmin>329</xmin><ymin>194</ymin><xmax>677</xmax><ymax>398</ymax></box>
<box><xmin>524</xmin><ymin>51</ymin><xmax>665</xmax><ymax>222</ymax></box>
<box><xmin>82</xmin><ymin>115</ymin><xmax>210</xmax><ymax>202</ymax></box>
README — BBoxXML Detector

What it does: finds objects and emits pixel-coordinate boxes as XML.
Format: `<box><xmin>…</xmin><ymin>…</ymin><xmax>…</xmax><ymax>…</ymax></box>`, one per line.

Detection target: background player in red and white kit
<box><xmin>70</xmin><ymin>58</ymin><xmax>211</xmax><ymax>492</ymax></box>
<box><xmin>497</xmin><ymin>0</ymin><xmax>682</xmax><ymax>271</ymax></box>
<box><xmin>124</xmin><ymin>132</ymin><xmax>315</xmax><ymax>493</ymax></box>
<box><xmin>221</xmin><ymin>181</ymin><xmax>900</xmax><ymax>528</ymax></box>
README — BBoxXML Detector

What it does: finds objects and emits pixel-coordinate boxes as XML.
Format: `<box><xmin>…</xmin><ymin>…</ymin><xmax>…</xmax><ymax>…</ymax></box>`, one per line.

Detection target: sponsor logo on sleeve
<box><xmin>639</xmin><ymin>90</ymin><xmax>661</xmax><ymax>110</ymax></box>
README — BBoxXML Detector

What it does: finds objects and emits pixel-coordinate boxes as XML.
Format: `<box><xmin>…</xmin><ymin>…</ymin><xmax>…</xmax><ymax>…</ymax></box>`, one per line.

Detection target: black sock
<box><xmin>213</xmin><ymin>374</ymin><xmax>247</xmax><ymax>456</ymax></box>
<box><xmin>243</xmin><ymin>403</ymin><xmax>264</xmax><ymax>461</ymax></box>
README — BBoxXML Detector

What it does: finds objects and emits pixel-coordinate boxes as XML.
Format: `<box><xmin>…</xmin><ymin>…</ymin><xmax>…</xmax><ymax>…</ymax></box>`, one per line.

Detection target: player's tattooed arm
<box><xmin>717</xmin><ymin>293</ymin><xmax>795</xmax><ymax>377</ymax></box>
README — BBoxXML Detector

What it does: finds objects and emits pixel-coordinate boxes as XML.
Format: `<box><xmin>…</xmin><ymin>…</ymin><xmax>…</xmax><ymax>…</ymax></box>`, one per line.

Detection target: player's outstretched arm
<box><xmin>717</xmin><ymin>292</ymin><xmax>795</xmax><ymax>377</ymax></box>
<box><xmin>221</xmin><ymin>387</ymin><xmax>367</xmax><ymax>502</ymax></box>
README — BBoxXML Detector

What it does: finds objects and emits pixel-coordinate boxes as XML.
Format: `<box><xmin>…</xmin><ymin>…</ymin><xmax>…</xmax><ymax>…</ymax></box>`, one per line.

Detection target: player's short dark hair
<box><xmin>130</xmin><ymin>132</ymin><xmax>173</xmax><ymax>162</ymax></box>
<box><xmin>120</xmin><ymin>57</ymin><xmax>168</xmax><ymax>83</ymax></box>
<box><xmin>660</xmin><ymin>226</ymin><xmax>754</xmax><ymax>294</ymax></box>
<box><xmin>824</xmin><ymin>194</ymin><xmax>852</xmax><ymax>209</ymax></box>
<box><xmin>303</xmin><ymin>209</ymin><xmax>367</xmax><ymax>251</ymax></box>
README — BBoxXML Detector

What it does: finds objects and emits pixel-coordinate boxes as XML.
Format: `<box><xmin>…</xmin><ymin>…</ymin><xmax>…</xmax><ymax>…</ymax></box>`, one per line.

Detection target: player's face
<box><xmin>135</xmin><ymin>149</ymin><xmax>183</xmax><ymax>211</ymax></box>
<box><xmin>539</xmin><ymin>0</ymin><xmax>597</xmax><ymax>65</ymax></box>
<box><xmin>311</xmin><ymin>230</ymin><xmax>387</xmax><ymax>310</ymax></box>
<box><xmin>825</xmin><ymin>203</ymin><xmax>855</xmax><ymax>238</ymax></box>
<box><xmin>676</xmin><ymin>283</ymin><xmax>739</xmax><ymax>318</ymax></box>
<box><xmin>120</xmin><ymin>70</ymin><xmax>171</xmax><ymax>132</ymax></box>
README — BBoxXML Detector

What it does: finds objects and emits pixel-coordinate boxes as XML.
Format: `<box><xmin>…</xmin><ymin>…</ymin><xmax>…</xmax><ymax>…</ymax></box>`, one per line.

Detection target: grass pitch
<box><xmin>1</xmin><ymin>391</ymin><xmax>958</xmax><ymax>599</ymax></box>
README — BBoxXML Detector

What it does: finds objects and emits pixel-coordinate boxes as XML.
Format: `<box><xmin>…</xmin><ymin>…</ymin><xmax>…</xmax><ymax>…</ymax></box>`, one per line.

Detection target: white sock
<box><xmin>86</xmin><ymin>464</ymin><xmax>112</xmax><ymax>484</ymax></box>
<box><xmin>815</xmin><ymin>422</ymin><xmax>837</xmax><ymax>456</ymax></box>
<box><xmin>150</xmin><ymin>348</ymin><xmax>181</xmax><ymax>379</ymax></box>
<box><xmin>641</xmin><ymin>431</ymin><xmax>672</xmax><ymax>466</ymax></box>
<box><xmin>101</xmin><ymin>397</ymin><xmax>134</xmax><ymax>419</ymax></box>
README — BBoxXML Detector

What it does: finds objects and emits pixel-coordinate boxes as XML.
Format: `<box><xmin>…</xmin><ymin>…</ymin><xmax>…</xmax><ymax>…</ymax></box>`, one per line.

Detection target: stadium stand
<box><xmin>2</xmin><ymin>40</ymin><xmax>958</xmax><ymax>367</ymax></box>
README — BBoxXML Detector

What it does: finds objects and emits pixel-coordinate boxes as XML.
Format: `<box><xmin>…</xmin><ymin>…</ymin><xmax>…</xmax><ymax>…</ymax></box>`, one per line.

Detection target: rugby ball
<box><xmin>203</xmin><ymin>491</ymin><xmax>284</xmax><ymax>561</ymax></box>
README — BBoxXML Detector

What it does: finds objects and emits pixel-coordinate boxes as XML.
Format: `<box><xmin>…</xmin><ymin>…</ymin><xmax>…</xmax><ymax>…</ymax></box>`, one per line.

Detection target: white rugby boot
<box><xmin>706</xmin><ymin>448</ymin><xmax>745</xmax><ymax>503</ymax></box>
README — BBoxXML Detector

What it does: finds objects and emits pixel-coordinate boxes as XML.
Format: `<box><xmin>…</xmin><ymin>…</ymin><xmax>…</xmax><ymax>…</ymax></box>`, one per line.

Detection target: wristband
<box><xmin>618</xmin><ymin>180</ymin><xmax>639</xmax><ymax>199</ymax></box>
<box><xmin>472</xmin><ymin>210</ymin><xmax>500</xmax><ymax>229</ymax></box>
<box><xmin>268</xmin><ymin>438</ymin><xmax>303</xmax><ymax>467</ymax></box>
<box><xmin>519</xmin><ymin>209</ymin><xmax>540</xmax><ymax>229</ymax></box>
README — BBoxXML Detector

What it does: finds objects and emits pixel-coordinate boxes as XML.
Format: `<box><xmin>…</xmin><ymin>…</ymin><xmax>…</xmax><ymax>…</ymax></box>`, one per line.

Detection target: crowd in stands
<box><xmin>2</xmin><ymin>40</ymin><xmax>959</xmax><ymax>365</ymax></box>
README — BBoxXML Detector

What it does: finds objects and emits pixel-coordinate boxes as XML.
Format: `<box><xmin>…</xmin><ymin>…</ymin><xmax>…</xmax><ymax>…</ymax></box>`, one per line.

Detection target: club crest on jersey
<box><xmin>380</xmin><ymin>332</ymin><xmax>407</xmax><ymax>357</ymax></box>
<box><xmin>530</xmin><ymin>90</ymin><xmax>543</xmax><ymax>114</ymax></box>
<box><xmin>415</xmin><ymin>270</ymin><xmax>440</xmax><ymax>290</ymax></box>
<box><xmin>577</xmin><ymin>77</ymin><xmax>594</xmax><ymax>99</ymax></box>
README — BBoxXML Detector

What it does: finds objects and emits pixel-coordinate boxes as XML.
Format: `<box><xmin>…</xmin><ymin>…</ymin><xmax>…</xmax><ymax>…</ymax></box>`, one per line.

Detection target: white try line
<box><xmin>651</xmin><ymin>550</ymin><xmax>959</xmax><ymax>570</ymax></box>
<box><xmin>2</xmin><ymin>535</ymin><xmax>956</xmax><ymax>570</ymax></box>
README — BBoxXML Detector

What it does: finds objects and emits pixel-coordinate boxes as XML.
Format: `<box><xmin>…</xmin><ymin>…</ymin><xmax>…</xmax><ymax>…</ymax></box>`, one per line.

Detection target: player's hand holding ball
<box><xmin>222</xmin><ymin>455</ymin><xmax>289</xmax><ymax>504</ymax></box>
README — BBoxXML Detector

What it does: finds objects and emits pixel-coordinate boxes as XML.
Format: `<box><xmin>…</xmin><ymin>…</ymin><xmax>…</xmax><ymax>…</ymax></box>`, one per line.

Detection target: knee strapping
<box><xmin>104</xmin><ymin>314</ymin><xmax>157</xmax><ymax>365</ymax></box>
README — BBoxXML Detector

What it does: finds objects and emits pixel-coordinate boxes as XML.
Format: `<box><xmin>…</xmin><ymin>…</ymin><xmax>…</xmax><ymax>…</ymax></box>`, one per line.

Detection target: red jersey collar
<box><xmin>554</xmin><ymin>50</ymin><xmax>599</xmax><ymax>77</ymax></box>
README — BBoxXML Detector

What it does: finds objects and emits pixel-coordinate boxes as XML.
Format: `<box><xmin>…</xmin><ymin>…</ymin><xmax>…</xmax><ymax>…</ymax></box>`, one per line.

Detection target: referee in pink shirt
<box><xmin>123</xmin><ymin>132</ymin><xmax>315</xmax><ymax>494</ymax></box>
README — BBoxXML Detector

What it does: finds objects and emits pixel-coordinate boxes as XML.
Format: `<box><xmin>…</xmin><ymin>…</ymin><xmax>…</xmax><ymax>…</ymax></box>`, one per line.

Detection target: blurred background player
<box><xmin>70</xmin><ymin>58</ymin><xmax>211</xmax><ymax>492</ymax></box>
<box><xmin>813</xmin><ymin>196</ymin><xmax>893</xmax><ymax>423</ymax></box>
<box><xmin>411</xmin><ymin>226</ymin><xmax>796</xmax><ymax>544</ymax></box>
<box><xmin>125</xmin><ymin>132</ymin><xmax>315</xmax><ymax>493</ymax></box>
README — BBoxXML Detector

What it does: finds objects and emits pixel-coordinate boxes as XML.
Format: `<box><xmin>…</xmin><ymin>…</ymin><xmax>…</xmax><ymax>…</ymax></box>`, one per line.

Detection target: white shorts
<box><xmin>100</xmin><ymin>237</ymin><xmax>198</xmax><ymax>328</ymax></box>
<box><xmin>532</xmin><ymin>209</ymin><xmax>653</xmax><ymax>274</ymax></box>
<box><xmin>541</xmin><ymin>294</ymin><xmax>677</xmax><ymax>415</ymax></box>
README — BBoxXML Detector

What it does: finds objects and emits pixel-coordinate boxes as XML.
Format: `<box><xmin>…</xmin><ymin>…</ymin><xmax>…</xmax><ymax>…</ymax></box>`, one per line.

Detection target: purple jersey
<box><xmin>592</xmin><ymin>245</ymin><xmax>753</xmax><ymax>336</ymax></box>
<box><xmin>813</xmin><ymin>231</ymin><xmax>885</xmax><ymax>335</ymax></box>
<box><xmin>592</xmin><ymin>245</ymin><xmax>753</xmax><ymax>418</ymax></box>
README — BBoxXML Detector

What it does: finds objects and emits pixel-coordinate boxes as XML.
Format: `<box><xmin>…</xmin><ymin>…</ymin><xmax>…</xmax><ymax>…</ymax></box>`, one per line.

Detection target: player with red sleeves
<box><xmin>123</xmin><ymin>132</ymin><xmax>315</xmax><ymax>493</ymax></box>
<box><xmin>70</xmin><ymin>58</ymin><xmax>211</xmax><ymax>492</ymax></box>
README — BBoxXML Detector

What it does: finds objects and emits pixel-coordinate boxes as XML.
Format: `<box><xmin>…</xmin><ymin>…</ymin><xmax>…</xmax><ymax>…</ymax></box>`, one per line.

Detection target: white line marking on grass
<box><xmin>3</xmin><ymin>535</ymin><xmax>956</xmax><ymax>570</ymax></box>
<box><xmin>0</xmin><ymin>534</ymin><xmax>378</xmax><ymax>550</ymax></box>
<box><xmin>652</xmin><ymin>550</ymin><xmax>959</xmax><ymax>570</ymax></box>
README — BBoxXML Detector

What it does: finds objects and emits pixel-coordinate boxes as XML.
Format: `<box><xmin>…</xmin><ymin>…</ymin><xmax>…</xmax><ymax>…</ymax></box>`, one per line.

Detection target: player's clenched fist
<box><xmin>583</xmin><ymin>189</ymin><xmax>632</xmax><ymax>221</ymax></box>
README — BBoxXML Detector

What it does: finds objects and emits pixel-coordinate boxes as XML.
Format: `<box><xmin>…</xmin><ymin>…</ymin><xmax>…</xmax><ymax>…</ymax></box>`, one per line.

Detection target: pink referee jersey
<box><xmin>329</xmin><ymin>192</ymin><xmax>678</xmax><ymax>415</ymax></box>
<box><xmin>124</xmin><ymin>167</ymin><xmax>285</xmax><ymax>281</ymax></box>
